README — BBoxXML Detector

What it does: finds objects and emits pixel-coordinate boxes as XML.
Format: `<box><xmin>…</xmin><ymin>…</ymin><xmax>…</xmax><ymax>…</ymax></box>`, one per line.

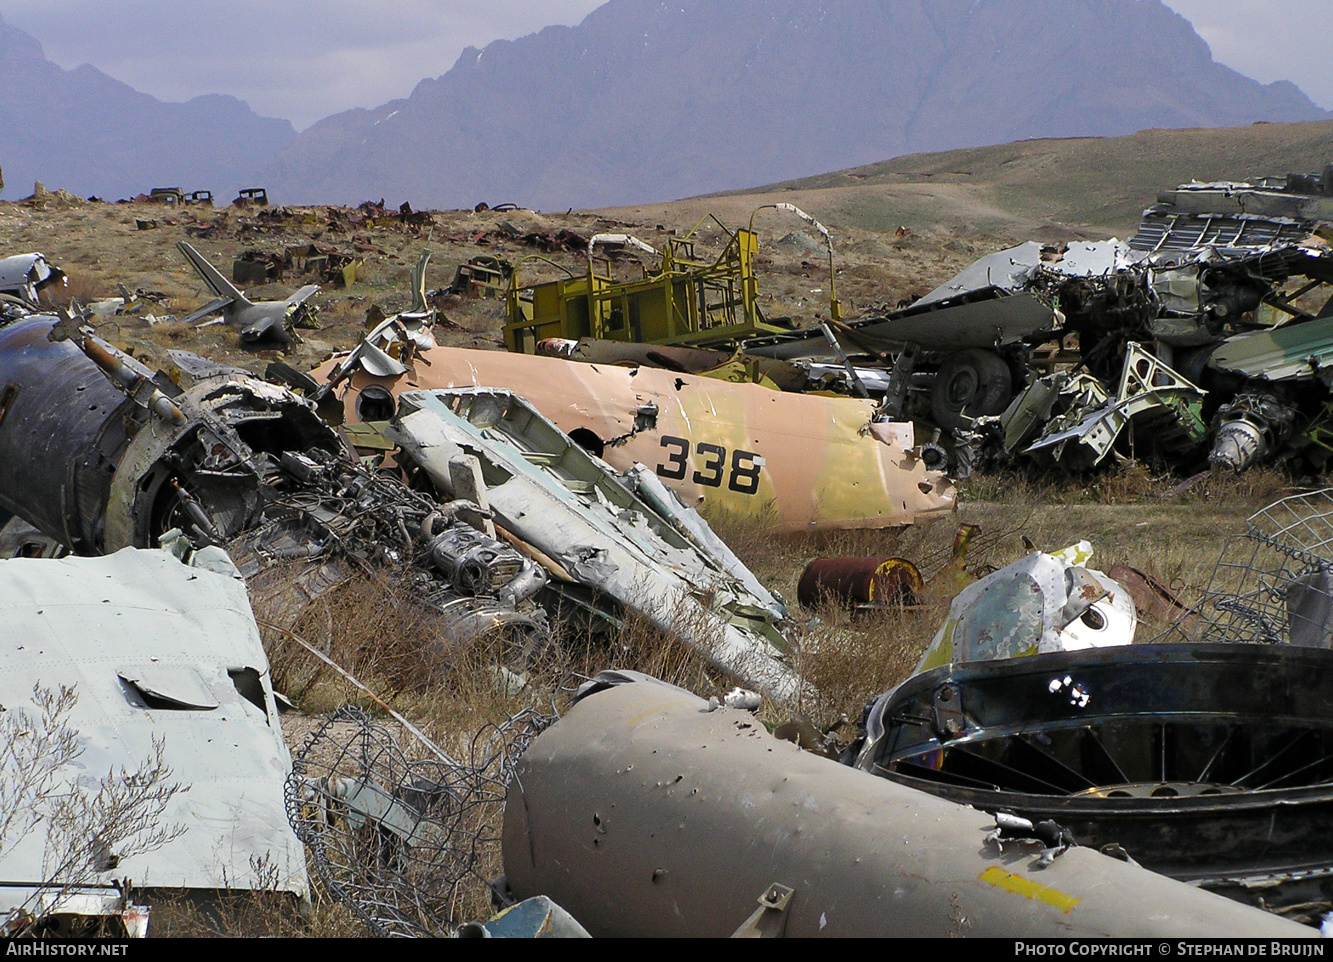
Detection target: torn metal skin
<box><xmin>0</xmin><ymin>312</ymin><xmax>549</xmax><ymax>663</ymax></box>
<box><xmin>0</xmin><ymin>252</ymin><xmax>64</xmax><ymax>310</ymax></box>
<box><xmin>0</xmin><ymin>545</ymin><xmax>307</xmax><ymax>934</ymax></box>
<box><xmin>1020</xmin><ymin>342</ymin><xmax>1208</xmax><ymax>470</ymax></box>
<box><xmin>386</xmin><ymin>388</ymin><xmax>804</xmax><ymax>704</ymax></box>
<box><xmin>500</xmin><ymin>676</ymin><xmax>1312</xmax><ymax>937</ymax></box>
<box><xmin>914</xmin><ymin>540</ymin><xmax>1136</xmax><ymax>675</ymax></box>
<box><xmin>314</xmin><ymin>344</ymin><xmax>956</xmax><ymax>533</ymax></box>
<box><xmin>740</xmin><ymin>170</ymin><xmax>1333</xmax><ymax>474</ymax></box>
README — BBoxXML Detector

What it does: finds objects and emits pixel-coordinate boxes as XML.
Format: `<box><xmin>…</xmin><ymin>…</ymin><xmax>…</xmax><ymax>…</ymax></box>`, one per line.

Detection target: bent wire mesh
<box><xmin>285</xmin><ymin>705</ymin><xmax>552</xmax><ymax>937</ymax></box>
<box><xmin>1196</xmin><ymin>487</ymin><xmax>1333</xmax><ymax>647</ymax></box>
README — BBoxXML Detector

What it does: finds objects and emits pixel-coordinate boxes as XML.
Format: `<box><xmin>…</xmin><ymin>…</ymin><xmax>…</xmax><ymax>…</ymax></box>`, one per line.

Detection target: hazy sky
<box><xmin>5</xmin><ymin>1</ymin><xmax>1331</xmax><ymax>130</ymax></box>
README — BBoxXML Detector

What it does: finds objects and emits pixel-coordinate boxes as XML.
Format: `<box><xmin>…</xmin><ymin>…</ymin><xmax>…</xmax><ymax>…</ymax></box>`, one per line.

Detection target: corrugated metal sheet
<box><xmin>1130</xmin><ymin>210</ymin><xmax>1314</xmax><ymax>254</ymax></box>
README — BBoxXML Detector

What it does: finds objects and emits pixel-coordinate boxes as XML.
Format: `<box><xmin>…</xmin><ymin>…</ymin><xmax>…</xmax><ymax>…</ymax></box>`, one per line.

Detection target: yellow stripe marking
<box><xmin>978</xmin><ymin>866</ymin><xmax>1082</xmax><ymax>913</ymax></box>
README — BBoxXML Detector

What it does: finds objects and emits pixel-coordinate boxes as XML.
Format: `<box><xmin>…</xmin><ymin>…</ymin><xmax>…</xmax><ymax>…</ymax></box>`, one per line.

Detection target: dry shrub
<box><xmin>545</xmin><ymin>594</ymin><xmax>730</xmax><ymax>703</ymax></box>
<box><xmin>1173</xmin><ymin>464</ymin><xmax>1299</xmax><ymax>509</ymax></box>
<box><xmin>698</xmin><ymin>503</ymin><xmax>783</xmax><ymax>559</ymax></box>
<box><xmin>791</xmin><ymin>595</ymin><xmax>949</xmax><ymax>730</ymax></box>
<box><xmin>38</xmin><ymin>273</ymin><xmax>105</xmax><ymax>309</ymax></box>
<box><xmin>697</xmin><ymin>507</ymin><xmax>1044</xmax><ymax>731</ymax></box>
<box><xmin>699</xmin><ymin>505</ymin><xmax>803</xmax><ymax>586</ymax></box>
<box><xmin>257</xmin><ymin>568</ymin><xmax>475</xmax><ymax>711</ymax></box>
<box><xmin>1091</xmin><ymin>458</ymin><xmax>1158</xmax><ymax>503</ymax></box>
<box><xmin>137</xmin><ymin>320</ymin><xmax>199</xmax><ymax>345</ymax></box>
<box><xmin>589</xmin><ymin>609</ymin><xmax>722</xmax><ymax>693</ymax></box>
<box><xmin>956</xmin><ymin>467</ymin><xmax>1049</xmax><ymax>505</ymax></box>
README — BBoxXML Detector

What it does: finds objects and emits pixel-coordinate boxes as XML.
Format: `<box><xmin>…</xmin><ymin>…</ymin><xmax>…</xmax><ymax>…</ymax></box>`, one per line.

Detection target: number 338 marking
<box><xmin>656</xmin><ymin>436</ymin><xmax>762</xmax><ymax>495</ymax></box>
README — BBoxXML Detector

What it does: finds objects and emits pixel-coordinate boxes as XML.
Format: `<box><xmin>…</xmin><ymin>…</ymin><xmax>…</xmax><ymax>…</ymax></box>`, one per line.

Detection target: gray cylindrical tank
<box><xmin>502</xmin><ymin>681</ymin><xmax>1316</xmax><ymax>938</ymax></box>
<box><xmin>0</xmin><ymin>316</ymin><xmax>133</xmax><ymax>553</ymax></box>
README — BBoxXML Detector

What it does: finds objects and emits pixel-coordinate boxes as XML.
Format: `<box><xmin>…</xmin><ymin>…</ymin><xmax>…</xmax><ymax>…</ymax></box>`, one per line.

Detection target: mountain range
<box><xmin>3</xmin><ymin>1</ymin><xmax>1328</xmax><ymax>209</ymax></box>
<box><xmin>0</xmin><ymin>13</ymin><xmax>294</xmax><ymax>202</ymax></box>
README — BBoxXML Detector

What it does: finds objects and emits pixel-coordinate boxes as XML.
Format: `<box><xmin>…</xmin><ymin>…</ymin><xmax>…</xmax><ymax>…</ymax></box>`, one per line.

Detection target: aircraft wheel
<box><xmin>930</xmin><ymin>349</ymin><xmax>1012</xmax><ymax>431</ymax></box>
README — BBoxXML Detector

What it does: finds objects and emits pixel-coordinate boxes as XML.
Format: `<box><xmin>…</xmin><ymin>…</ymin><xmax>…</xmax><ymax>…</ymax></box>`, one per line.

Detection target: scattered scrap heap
<box><xmin>10</xmin><ymin>165</ymin><xmax>1333</xmax><ymax>937</ymax></box>
<box><xmin>492</xmin><ymin>170</ymin><xmax>1333</xmax><ymax>479</ymax></box>
<box><xmin>802</xmin><ymin>171</ymin><xmax>1333</xmax><ymax>475</ymax></box>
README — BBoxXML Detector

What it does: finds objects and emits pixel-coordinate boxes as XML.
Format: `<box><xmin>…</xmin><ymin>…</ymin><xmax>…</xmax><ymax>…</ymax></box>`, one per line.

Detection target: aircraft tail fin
<box><xmin>410</xmin><ymin>249</ymin><xmax>431</xmax><ymax>313</ymax></box>
<box><xmin>177</xmin><ymin>242</ymin><xmax>248</xmax><ymax>305</ymax></box>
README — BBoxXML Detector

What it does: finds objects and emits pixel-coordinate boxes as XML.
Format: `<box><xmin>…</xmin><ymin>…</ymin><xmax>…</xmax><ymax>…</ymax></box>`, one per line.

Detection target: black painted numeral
<box><xmin>691</xmin><ymin>443</ymin><xmax>725</xmax><ymax>487</ymax></box>
<box><xmin>656</xmin><ymin>435</ymin><xmax>688</xmax><ymax>479</ymax></box>
<box><xmin>654</xmin><ymin>437</ymin><xmax>763</xmax><ymax>495</ymax></box>
<box><xmin>728</xmin><ymin>450</ymin><xmax>761</xmax><ymax>494</ymax></box>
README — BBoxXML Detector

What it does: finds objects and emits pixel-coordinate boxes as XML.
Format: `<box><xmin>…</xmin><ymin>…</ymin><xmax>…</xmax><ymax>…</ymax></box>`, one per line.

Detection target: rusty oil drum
<box><xmin>796</xmin><ymin>555</ymin><xmax>923</xmax><ymax>608</ymax></box>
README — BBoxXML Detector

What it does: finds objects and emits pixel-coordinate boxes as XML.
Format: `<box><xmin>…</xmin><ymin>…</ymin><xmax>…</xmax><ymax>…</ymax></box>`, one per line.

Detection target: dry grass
<box><xmin>146</xmin><ymin>876</ymin><xmax>365</xmax><ymax>938</ymax></box>
<box><xmin>790</xmin><ymin>598</ymin><xmax>948</xmax><ymax>731</ymax></box>
<box><xmin>38</xmin><ymin>273</ymin><xmax>106</xmax><ymax>309</ymax></box>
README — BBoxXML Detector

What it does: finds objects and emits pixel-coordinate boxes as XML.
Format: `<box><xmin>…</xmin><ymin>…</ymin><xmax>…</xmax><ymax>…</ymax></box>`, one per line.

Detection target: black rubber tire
<box><xmin>930</xmin><ymin>348</ymin><xmax>1013</xmax><ymax>431</ymax></box>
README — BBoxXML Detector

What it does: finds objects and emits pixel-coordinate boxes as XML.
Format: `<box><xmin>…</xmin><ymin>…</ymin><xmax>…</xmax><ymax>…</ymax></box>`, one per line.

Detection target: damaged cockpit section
<box><xmin>386</xmin><ymin>388</ymin><xmax>804</xmax><ymax>704</ymax></box>
<box><xmin>911</xmin><ymin>539</ymin><xmax>1136</xmax><ymax>674</ymax></box>
<box><xmin>0</xmin><ymin>307</ymin><xmax>799</xmax><ymax>701</ymax></box>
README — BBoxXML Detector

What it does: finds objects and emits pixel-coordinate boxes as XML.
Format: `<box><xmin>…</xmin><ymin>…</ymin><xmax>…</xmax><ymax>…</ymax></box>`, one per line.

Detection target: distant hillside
<box><xmin>262</xmin><ymin>0</ymin><xmax>1328</xmax><ymax>211</ymax></box>
<box><xmin>702</xmin><ymin>119</ymin><xmax>1333</xmax><ymax>239</ymax></box>
<box><xmin>0</xmin><ymin>15</ymin><xmax>294</xmax><ymax>201</ymax></box>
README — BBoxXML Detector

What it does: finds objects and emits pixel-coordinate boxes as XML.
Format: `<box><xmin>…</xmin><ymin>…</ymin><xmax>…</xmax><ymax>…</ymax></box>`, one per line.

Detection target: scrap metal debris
<box><xmin>314</xmin><ymin>341</ymin><xmax>956</xmax><ymax>533</ymax></box>
<box><xmin>177</xmin><ymin>241</ymin><xmax>319</xmax><ymax>343</ymax></box>
<box><xmin>501</xmin><ymin>206</ymin><xmax>834</xmax><ymax>353</ymax></box>
<box><xmin>0</xmin><ymin>252</ymin><xmax>64</xmax><ymax>310</ymax></box>
<box><xmin>0</xmin><ymin>303</ymin><xmax>804</xmax><ymax>703</ymax></box>
<box><xmin>0</xmin><ymin>545</ymin><xmax>307</xmax><ymax>935</ymax></box>
<box><xmin>499</xmin><ymin>673</ymin><xmax>1311</xmax><ymax>937</ymax></box>
<box><xmin>440</xmin><ymin>255</ymin><xmax>512</xmax><ymax>300</ymax></box>
<box><xmin>0</xmin><ymin>311</ymin><xmax>549</xmax><ymax>665</ymax></box>
<box><xmin>386</xmin><ymin>388</ymin><xmax>804</xmax><ymax>704</ymax></box>
<box><xmin>841</xmin><ymin>490</ymin><xmax>1333</xmax><ymax>922</ymax></box>
<box><xmin>509</xmin><ymin>170</ymin><xmax>1333</xmax><ymax>478</ymax></box>
<box><xmin>913</xmin><ymin>540</ymin><xmax>1136</xmax><ymax>673</ymax></box>
<box><xmin>796</xmin><ymin>555</ymin><xmax>924</xmax><ymax>610</ymax></box>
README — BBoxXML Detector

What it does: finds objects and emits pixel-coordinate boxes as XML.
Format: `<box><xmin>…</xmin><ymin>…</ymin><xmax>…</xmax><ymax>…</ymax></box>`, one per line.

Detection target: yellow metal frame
<box><xmin>504</xmin><ymin>211</ymin><xmax>832</xmax><ymax>353</ymax></box>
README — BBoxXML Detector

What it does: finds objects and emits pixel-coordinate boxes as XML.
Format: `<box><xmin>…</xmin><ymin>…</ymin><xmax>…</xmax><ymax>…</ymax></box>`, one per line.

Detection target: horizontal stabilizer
<box><xmin>180</xmin><ymin>295</ymin><xmax>233</xmax><ymax>326</ymax></box>
<box><xmin>285</xmin><ymin>284</ymin><xmax>320</xmax><ymax>307</ymax></box>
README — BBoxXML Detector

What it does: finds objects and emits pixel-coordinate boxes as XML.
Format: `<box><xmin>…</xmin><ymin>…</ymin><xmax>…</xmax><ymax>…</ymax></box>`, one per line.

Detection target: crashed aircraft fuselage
<box><xmin>314</xmin><ymin>346</ymin><xmax>955</xmax><ymax>532</ymax></box>
<box><xmin>177</xmin><ymin>242</ymin><xmax>318</xmax><ymax>343</ymax></box>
